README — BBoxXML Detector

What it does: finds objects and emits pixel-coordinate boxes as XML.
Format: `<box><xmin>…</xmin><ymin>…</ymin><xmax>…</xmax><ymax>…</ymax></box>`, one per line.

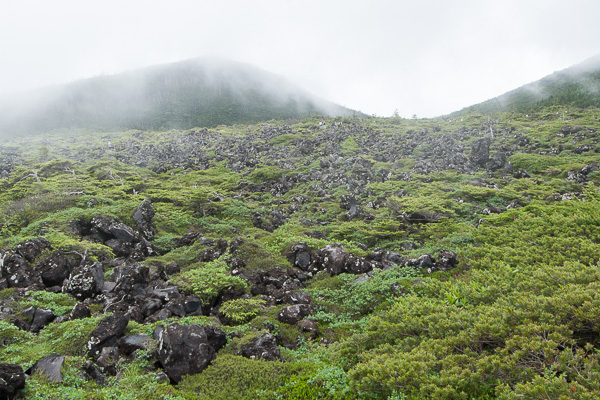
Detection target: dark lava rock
<box><xmin>63</xmin><ymin>262</ymin><xmax>105</xmax><ymax>300</ymax></box>
<box><xmin>104</xmin><ymin>239</ymin><xmax>134</xmax><ymax>258</ymax></box>
<box><xmin>406</xmin><ymin>254</ymin><xmax>435</xmax><ymax>269</ymax></box>
<box><xmin>0</xmin><ymin>252</ymin><xmax>38</xmax><ymax>288</ymax></box>
<box><xmin>278</xmin><ymin>304</ymin><xmax>313</xmax><ymax>325</ymax></box>
<box><xmin>96</xmin><ymin>346</ymin><xmax>119</xmax><ymax>375</ymax></box>
<box><xmin>133</xmin><ymin>199</ymin><xmax>156</xmax><ymax>240</ymax></box>
<box><xmin>30</xmin><ymin>353</ymin><xmax>65</xmax><ymax>383</ymax></box>
<box><xmin>426</xmin><ymin>250</ymin><xmax>458</xmax><ymax>274</ymax></box>
<box><xmin>82</xmin><ymin>360</ymin><xmax>105</xmax><ymax>385</ymax></box>
<box><xmin>108</xmin><ymin>222</ymin><xmax>137</xmax><ymax>243</ymax></box>
<box><xmin>38</xmin><ymin>250</ymin><xmax>79</xmax><ymax>287</ymax></box>
<box><xmin>183</xmin><ymin>296</ymin><xmax>203</xmax><ymax>316</ymax></box>
<box><xmin>239</xmin><ymin>332</ymin><xmax>281</xmax><ymax>361</ymax></box>
<box><xmin>16</xmin><ymin>237</ymin><xmax>51</xmax><ymax>262</ymax></box>
<box><xmin>87</xmin><ymin>314</ymin><xmax>129</xmax><ymax>358</ymax></box>
<box><xmin>111</xmin><ymin>261</ymin><xmax>149</xmax><ymax>294</ymax></box>
<box><xmin>119</xmin><ymin>334</ymin><xmax>152</xmax><ymax>356</ymax></box>
<box><xmin>154</xmin><ymin>324</ymin><xmax>227</xmax><ymax>383</ymax></box>
<box><xmin>289</xmin><ymin>242</ymin><xmax>311</xmax><ymax>271</ymax></box>
<box><xmin>298</xmin><ymin>319</ymin><xmax>319</xmax><ymax>339</ymax></box>
<box><xmin>30</xmin><ymin>308</ymin><xmax>55</xmax><ymax>332</ymax></box>
<box><xmin>470</xmin><ymin>137</ymin><xmax>492</xmax><ymax>167</ymax></box>
<box><xmin>0</xmin><ymin>363</ymin><xmax>26</xmax><ymax>400</ymax></box>
<box><xmin>310</xmin><ymin>243</ymin><xmax>372</xmax><ymax>276</ymax></box>
<box><xmin>340</xmin><ymin>193</ymin><xmax>361</xmax><ymax>220</ymax></box>
<box><xmin>69</xmin><ymin>303</ymin><xmax>91</xmax><ymax>320</ymax></box>
<box><xmin>513</xmin><ymin>169</ymin><xmax>531</xmax><ymax>179</ymax></box>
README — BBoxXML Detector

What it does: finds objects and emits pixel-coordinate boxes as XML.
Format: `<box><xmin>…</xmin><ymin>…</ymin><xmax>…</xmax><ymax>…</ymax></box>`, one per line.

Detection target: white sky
<box><xmin>1</xmin><ymin>0</ymin><xmax>599</xmax><ymax>118</ymax></box>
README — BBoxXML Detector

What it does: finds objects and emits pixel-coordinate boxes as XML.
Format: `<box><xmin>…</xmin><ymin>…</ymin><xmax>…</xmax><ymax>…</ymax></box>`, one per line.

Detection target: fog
<box><xmin>0</xmin><ymin>57</ymin><xmax>357</xmax><ymax>137</ymax></box>
<box><xmin>1</xmin><ymin>0</ymin><xmax>600</xmax><ymax>118</ymax></box>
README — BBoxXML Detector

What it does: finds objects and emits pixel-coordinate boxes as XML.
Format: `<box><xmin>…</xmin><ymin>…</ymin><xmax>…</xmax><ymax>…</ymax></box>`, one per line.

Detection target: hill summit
<box><xmin>453</xmin><ymin>54</ymin><xmax>600</xmax><ymax>115</ymax></box>
<box><xmin>0</xmin><ymin>58</ymin><xmax>356</xmax><ymax>136</ymax></box>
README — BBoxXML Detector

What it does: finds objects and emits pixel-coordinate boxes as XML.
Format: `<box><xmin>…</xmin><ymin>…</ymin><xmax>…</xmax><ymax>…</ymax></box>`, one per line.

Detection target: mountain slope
<box><xmin>452</xmin><ymin>54</ymin><xmax>600</xmax><ymax>115</ymax></box>
<box><xmin>0</xmin><ymin>58</ymin><xmax>356</xmax><ymax>136</ymax></box>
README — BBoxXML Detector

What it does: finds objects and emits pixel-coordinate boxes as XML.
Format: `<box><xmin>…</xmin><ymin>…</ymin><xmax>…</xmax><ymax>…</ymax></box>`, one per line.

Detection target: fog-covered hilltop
<box><xmin>0</xmin><ymin>58</ymin><xmax>357</xmax><ymax>136</ymax></box>
<box><xmin>452</xmin><ymin>54</ymin><xmax>600</xmax><ymax>116</ymax></box>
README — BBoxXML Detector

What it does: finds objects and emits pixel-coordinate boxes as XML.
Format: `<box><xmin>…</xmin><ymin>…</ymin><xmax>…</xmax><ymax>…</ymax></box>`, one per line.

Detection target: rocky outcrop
<box><xmin>309</xmin><ymin>244</ymin><xmax>372</xmax><ymax>276</ymax></box>
<box><xmin>154</xmin><ymin>324</ymin><xmax>227</xmax><ymax>383</ymax></box>
<box><xmin>133</xmin><ymin>199</ymin><xmax>156</xmax><ymax>240</ymax></box>
<box><xmin>30</xmin><ymin>353</ymin><xmax>65</xmax><ymax>383</ymax></box>
<box><xmin>470</xmin><ymin>137</ymin><xmax>492</xmax><ymax>167</ymax></box>
<box><xmin>238</xmin><ymin>332</ymin><xmax>281</xmax><ymax>361</ymax></box>
<box><xmin>87</xmin><ymin>314</ymin><xmax>130</xmax><ymax>358</ymax></box>
<box><xmin>278</xmin><ymin>304</ymin><xmax>313</xmax><ymax>325</ymax></box>
<box><xmin>0</xmin><ymin>363</ymin><xmax>26</xmax><ymax>400</ymax></box>
<box><xmin>63</xmin><ymin>262</ymin><xmax>104</xmax><ymax>300</ymax></box>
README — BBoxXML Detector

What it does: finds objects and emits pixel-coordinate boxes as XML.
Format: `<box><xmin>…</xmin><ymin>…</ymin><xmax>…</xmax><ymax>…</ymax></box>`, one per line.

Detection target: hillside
<box><xmin>452</xmin><ymin>54</ymin><xmax>600</xmax><ymax>115</ymax></box>
<box><xmin>0</xmin><ymin>107</ymin><xmax>599</xmax><ymax>399</ymax></box>
<box><xmin>0</xmin><ymin>58</ymin><xmax>356</xmax><ymax>136</ymax></box>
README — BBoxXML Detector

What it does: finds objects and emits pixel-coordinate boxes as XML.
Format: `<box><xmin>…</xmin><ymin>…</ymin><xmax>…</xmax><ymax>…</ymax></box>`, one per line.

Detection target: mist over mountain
<box><xmin>452</xmin><ymin>54</ymin><xmax>600</xmax><ymax>116</ymax></box>
<box><xmin>0</xmin><ymin>58</ymin><xmax>357</xmax><ymax>136</ymax></box>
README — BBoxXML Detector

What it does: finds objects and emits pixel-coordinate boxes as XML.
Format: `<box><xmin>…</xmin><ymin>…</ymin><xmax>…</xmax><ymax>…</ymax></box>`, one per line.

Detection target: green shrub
<box><xmin>247</xmin><ymin>165</ymin><xmax>286</xmax><ymax>183</ymax></box>
<box><xmin>170</xmin><ymin>257</ymin><xmax>247</xmax><ymax>304</ymax></box>
<box><xmin>23</xmin><ymin>291</ymin><xmax>77</xmax><ymax>316</ymax></box>
<box><xmin>220</xmin><ymin>298</ymin><xmax>266</xmax><ymax>325</ymax></box>
<box><xmin>178</xmin><ymin>354</ymin><xmax>287</xmax><ymax>400</ymax></box>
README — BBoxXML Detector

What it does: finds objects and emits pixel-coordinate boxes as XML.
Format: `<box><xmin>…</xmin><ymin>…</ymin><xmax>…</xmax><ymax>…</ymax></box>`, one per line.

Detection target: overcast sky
<box><xmin>1</xmin><ymin>0</ymin><xmax>600</xmax><ymax>118</ymax></box>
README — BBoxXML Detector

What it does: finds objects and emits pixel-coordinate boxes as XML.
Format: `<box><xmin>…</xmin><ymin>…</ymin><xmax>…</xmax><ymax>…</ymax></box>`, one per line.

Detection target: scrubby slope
<box><xmin>0</xmin><ymin>108</ymin><xmax>599</xmax><ymax>399</ymax></box>
<box><xmin>453</xmin><ymin>54</ymin><xmax>600</xmax><ymax>115</ymax></box>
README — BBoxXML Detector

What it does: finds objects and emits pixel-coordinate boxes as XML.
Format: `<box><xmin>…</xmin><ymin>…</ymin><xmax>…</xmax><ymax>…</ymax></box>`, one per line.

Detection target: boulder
<box><xmin>0</xmin><ymin>252</ymin><xmax>38</xmax><ymax>288</ymax></box>
<box><xmin>430</xmin><ymin>250</ymin><xmax>458</xmax><ymax>273</ymax></box>
<box><xmin>108</xmin><ymin>223</ymin><xmax>137</xmax><ymax>243</ymax></box>
<box><xmin>119</xmin><ymin>334</ymin><xmax>152</xmax><ymax>356</ymax></box>
<box><xmin>513</xmin><ymin>169</ymin><xmax>531</xmax><ymax>179</ymax></box>
<box><xmin>89</xmin><ymin>215</ymin><xmax>117</xmax><ymax>238</ymax></box>
<box><xmin>111</xmin><ymin>262</ymin><xmax>149</xmax><ymax>294</ymax></box>
<box><xmin>239</xmin><ymin>332</ymin><xmax>281</xmax><ymax>361</ymax></box>
<box><xmin>310</xmin><ymin>244</ymin><xmax>372</xmax><ymax>276</ymax></box>
<box><xmin>132</xmin><ymin>199</ymin><xmax>156</xmax><ymax>240</ymax></box>
<box><xmin>96</xmin><ymin>347</ymin><xmax>119</xmax><ymax>375</ymax></box>
<box><xmin>63</xmin><ymin>262</ymin><xmax>104</xmax><ymax>300</ymax></box>
<box><xmin>406</xmin><ymin>254</ymin><xmax>434</xmax><ymax>269</ymax></box>
<box><xmin>30</xmin><ymin>308</ymin><xmax>55</xmax><ymax>332</ymax></box>
<box><xmin>87</xmin><ymin>314</ymin><xmax>130</xmax><ymax>358</ymax></box>
<box><xmin>38</xmin><ymin>251</ymin><xmax>79</xmax><ymax>287</ymax></box>
<box><xmin>289</xmin><ymin>242</ymin><xmax>311</xmax><ymax>271</ymax></box>
<box><xmin>183</xmin><ymin>296</ymin><xmax>203</xmax><ymax>316</ymax></box>
<box><xmin>82</xmin><ymin>360</ymin><xmax>105</xmax><ymax>385</ymax></box>
<box><xmin>141</xmin><ymin>298</ymin><xmax>163</xmax><ymax>318</ymax></box>
<box><xmin>15</xmin><ymin>238</ymin><xmax>51</xmax><ymax>262</ymax></box>
<box><xmin>278</xmin><ymin>304</ymin><xmax>313</xmax><ymax>325</ymax></box>
<box><xmin>340</xmin><ymin>193</ymin><xmax>362</xmax><ymax>220</ymax></box>
<box><xmin>0</xmin><ymin>363</ymin><xmax>26</xmax><ymax>400</ymax></box>
<box><xmin>470</xmin><ymin>137</ymin><xmax>492</xmax><ymax>167</ymax></box>
<box><xmin>69</xmin><ymin>303</ymin><xmax>91</xmax><ymax>320</ymax></box>
<box><xmin>104</xmin><ymin>239</ymin><xmax>134</xmax><ymax>258</ymax></box>
<box><xmin>298</xmin><ymin>319</ymin><xmax>319</xmax><ymax>339</ymax></box>
<box><xmin>30</xmin><ymin>353</ymin><xmax>64</xmax><ymax>383</ymax></box>
<box><xmin>154</xmin><ymin>324</ymin><xmax>227</xmax><ymax>383</ymax></box>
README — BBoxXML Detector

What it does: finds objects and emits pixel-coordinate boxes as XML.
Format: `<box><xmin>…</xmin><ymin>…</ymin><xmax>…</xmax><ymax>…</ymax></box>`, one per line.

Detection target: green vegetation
<box><xmin>170</xmin><ymin>257</ymin><xmax>247</xmax><ymax>304</ymax></box>
<box><xmin>0</xmin><ymin>105</ymin><xmax>599</xmax><ymax>399</ymax></box>
<box><xmin>453</xmin><ymin>54</ymin><xmax>600</xmax><ymax>115</ymax></box>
